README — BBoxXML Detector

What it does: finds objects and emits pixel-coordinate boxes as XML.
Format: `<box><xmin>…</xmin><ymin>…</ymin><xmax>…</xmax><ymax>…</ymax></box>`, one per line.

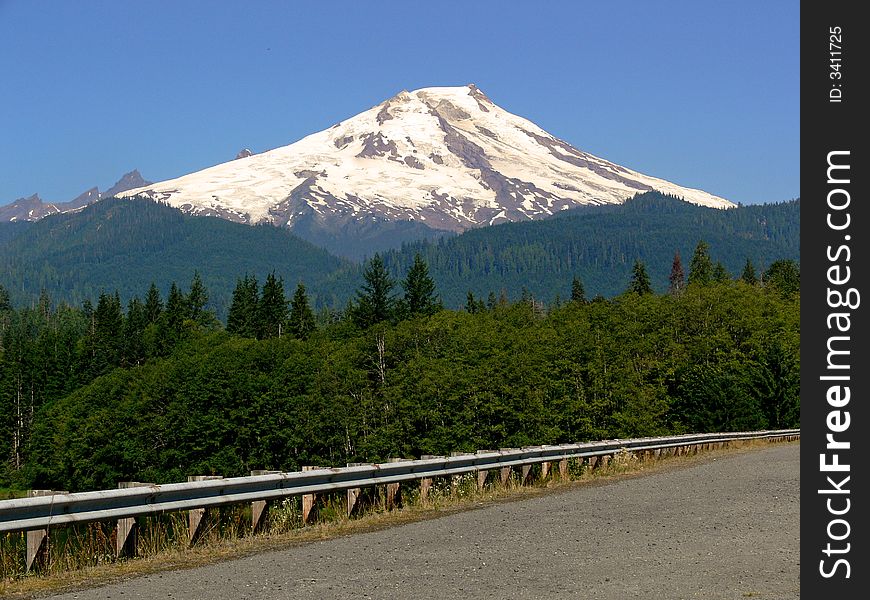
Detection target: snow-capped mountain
<box><xmin>1</xmin><ymin>170</ymin><xmax>151</xmax><ymax>222</ymax></box>
<box><xmin>118</xmin><ymin>85</ymin><xmax>732</xmax><ymax>237</ymax></box>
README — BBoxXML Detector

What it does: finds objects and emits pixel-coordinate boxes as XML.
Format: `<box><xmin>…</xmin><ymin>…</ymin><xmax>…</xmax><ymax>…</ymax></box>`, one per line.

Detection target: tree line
<box><xmin>0</xmin><ymin>242</ymin><xmax>799</xmax><ymax>492</ymax></box>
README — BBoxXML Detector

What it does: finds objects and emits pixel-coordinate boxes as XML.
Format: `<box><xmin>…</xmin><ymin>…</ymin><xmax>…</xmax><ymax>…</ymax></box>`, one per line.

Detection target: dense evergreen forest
<box><xmin>0</xmin><ymin>193</ymin><xmax>798</xmax><ymax>318</ymax></box>
<box><xmin>0</xmin><ymin>198</ymin><xmax>353</xmax><ymax>317</ymax></box>
<box><xmin>0</xmin><ymin>244</ymin><xmax>799</xmax><ymax>493</ymax></box>
<box><xmin>372</xmin><ymin>193</ymin><xmax>799</xmax><ymax>304</ymax></box>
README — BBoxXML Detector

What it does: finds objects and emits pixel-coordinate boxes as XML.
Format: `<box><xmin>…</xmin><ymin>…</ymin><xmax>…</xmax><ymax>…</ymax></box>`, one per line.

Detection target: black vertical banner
<box><xmin>801</xmin><ymin>1</ymin><xmax>868</xmax><ymax>597</ymax></box>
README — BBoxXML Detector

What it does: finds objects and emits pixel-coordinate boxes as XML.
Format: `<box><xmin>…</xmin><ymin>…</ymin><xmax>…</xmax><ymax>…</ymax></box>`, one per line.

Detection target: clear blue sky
<box><xmin>0</xmin><ymin>0</ymin><xmax>798</xmax><ymax>206</ymax></box>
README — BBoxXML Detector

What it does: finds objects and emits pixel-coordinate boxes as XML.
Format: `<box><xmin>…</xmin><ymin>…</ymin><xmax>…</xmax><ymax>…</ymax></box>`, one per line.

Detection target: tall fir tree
<box><xmin>352</xmin><ymin>254</ymin><xmax>396</xmax><ymax>328</ymax></box>
<box><xmin>741</xmin><ymin>258</ymin><xmax>758</xmax><ymax>285</ymax></box>
<box><xmin>186</xmin><ymin>271</ymin><xmax>211</xmax><ymax>326</ymax></box>
<box><xmin>401</xmin><ymin>254</ymin><xmax>440</xmax><ymax>317</ymax></box>
<box><xmin>668</xmin><ymin>251</ymin><xmax>685</xmax><ymax>294</ymax></box>
<box><xmin>288</xmin><ymin>282</ymin><xmax>316</xmax><ymax>339</ymax></box>
<box><xmin>712</xmin><ymin>261</ymin><xmax>731</xmax><ymax>283</ymax></box>
<box><xmin>90</xmin><ymin>291</ymin><xmax>124</xmax><ymax>375</ymax></box>
<box><xmin>226</xmin><ymin>275</ymin><xmax>260</xmax><ymax>338</ymax></box>
<box><xmin>570</xmin><ymin>276</ymin><xmax>587</xmax><ymax>304</ymax></box>
<box><xmin>259</xmin><ymin>272</ymin><xmax>288</xmax><ymax>339</ymax></box>
<box><xmin>163</xmin><ymin>282</ymin><xmax>189</xmax><ymax>345</ymax></box>
<box><xmin>123</xmin><ymin>296</ymin><xmax>147</xmax><ymax>367</ymax></box>
<box><xmin>627</xmin><ymin>260</ymin><xmax>653</xmax><ymax>295</ymax></box>
<box><xmin>763</xmin><ymin>259</ymin><xmax>800</xmax><ymax>296</ymax></box>
<box><xmin>0</xmin><ymin>284</ymin><xmax>10</xmax><ymax>312</ymax></box>
<box><xmin>688</xmin><ymin>240</ymin><xmax>714</xmax><ymax>285</ymax></box>
<box><xmin>143</xmin><ymin>282</ymin><xmax>163</xmax><ymax>325</ymax></box>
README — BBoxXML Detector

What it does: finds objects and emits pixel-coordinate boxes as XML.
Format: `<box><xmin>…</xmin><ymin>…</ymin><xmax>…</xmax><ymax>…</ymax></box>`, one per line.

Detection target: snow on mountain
<box><xmin>117</xmin><ymin>84</ymin><xmax>733</xmax><ymax>234</ymax></box>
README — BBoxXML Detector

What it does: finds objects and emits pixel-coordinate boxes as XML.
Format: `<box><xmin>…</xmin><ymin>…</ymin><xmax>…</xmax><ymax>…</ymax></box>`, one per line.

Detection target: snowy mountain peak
<box><xmin>117</xmin><ymin>85</ymin><xmax>733</xmax><ymax>237</ymax></box>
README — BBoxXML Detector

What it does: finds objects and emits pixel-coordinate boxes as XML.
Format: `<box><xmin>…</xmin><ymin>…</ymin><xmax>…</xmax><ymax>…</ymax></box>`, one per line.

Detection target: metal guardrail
<box><xmin>0</xmin><ymin>429</ymin><xmax>798</xmax><ymax>534</ymax></box>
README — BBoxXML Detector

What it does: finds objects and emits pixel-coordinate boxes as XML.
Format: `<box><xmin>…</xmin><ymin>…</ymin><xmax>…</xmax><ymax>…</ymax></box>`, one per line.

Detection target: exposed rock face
<box><xmin>0</xmin><ymin>194</ymin><xmax>60</xmax><ymax>222</ymax></box>
<box><xmin>114</xmin><ymin>84</ymin><xmax>733</xmax><ymax>237</ymax></box>
<box><xmin>1</xmin><ymin>170</ymin><xmax>153</xmax><ymax>222</ymax></box>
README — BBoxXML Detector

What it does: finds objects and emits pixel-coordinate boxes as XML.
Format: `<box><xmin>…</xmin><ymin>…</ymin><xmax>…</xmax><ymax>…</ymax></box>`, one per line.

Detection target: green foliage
<box><xmin>364</xmin><ymin>193</ymin><xmax>799</xmax><ymax>307</ymax></box>
<box><xmin>2</xmin><ymin>274</ymin><xmax>798</xmax><ymax>492</ymax></box>
<box><xmin>627</xmin><ymin>260</ymin><xmax>653</xmax><ymax>295</ymax></box>
<box><xmin>288</xmin><ymin>283</ymin><xmax>316</xmax><ymax>339</ymax></box>
<box><xmin>688</xmin><ymin>240</ymin><xmax>713</xmax><ymax>285</ymax></box>
<box><xmin>741</xmin><ymin>258</ymin><xmax>758</xmax><ymax>285</ymax></box>
<box><xmin>0</xmin><ymin>197</ymin><xmax>350</xmax><ymax>319</ymax></box>
<box><xmin>668</xmin><ymin>251</ymin><xmax>685</xmax><ymax>294</ymax></box>
<box><xmin>570</xmin><ymin>276</ymin><xmax>587</xmax><ymax>304</ymax></box>
<box><xmin>351</xmin><ymin>254</ymin><xmax>397</xmax><ymax>328</ymax></box>
<box><xmin>400</xmin><ymin>254</ymin><xmax>441</xmax><ymax>317</ymax></box>
<box><xmin>226</xmin><ymin>275</ymin><xmax>260</xmax><ymax>338</ymax></box>
<box><xmin>763</xmin><ymin>259</ymin><xmax>800</xmax><ymax>296</ymax></box>
<box><xmin>258</xmin><ymin>272</ymin><xmax>288</xmax><ymax>339</ymax></box>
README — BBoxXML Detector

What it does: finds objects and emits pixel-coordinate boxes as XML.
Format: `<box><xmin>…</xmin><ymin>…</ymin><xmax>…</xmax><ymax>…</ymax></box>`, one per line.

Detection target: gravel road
<box><xmin>47</xmin><ymin>443</ymin><xmax>799</xmax><ymax>600</ymax></box>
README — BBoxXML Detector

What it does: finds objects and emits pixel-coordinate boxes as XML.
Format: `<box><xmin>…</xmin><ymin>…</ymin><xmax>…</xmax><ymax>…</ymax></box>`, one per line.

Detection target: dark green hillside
<box><xmin>0</xmin><ymin>222</ymin><xmax>31</xmax><ymax>247</ymax></box>
<box><xmin>365</xmin><ymin>193</ymin><xmax>799</xmax><ymax>306</ymax></box>
<box><xmin>0</xmin><ymin>197</ymin><xmax>352</xmax><ymax>317</ymax></box>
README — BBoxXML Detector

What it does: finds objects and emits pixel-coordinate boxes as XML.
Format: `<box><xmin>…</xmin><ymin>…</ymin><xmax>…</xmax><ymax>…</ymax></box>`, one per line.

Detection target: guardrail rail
<box><xmin>0</xmin><ymin>428</ymin><xmax>799</xmax><ymax>572</ymax></box>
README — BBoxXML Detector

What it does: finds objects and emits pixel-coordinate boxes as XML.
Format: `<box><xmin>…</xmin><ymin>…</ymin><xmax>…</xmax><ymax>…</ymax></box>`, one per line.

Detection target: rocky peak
<box><xmin>103</xmin><ymin>170</ymin><xmax>151</xmax><ymax>199</ymax></box>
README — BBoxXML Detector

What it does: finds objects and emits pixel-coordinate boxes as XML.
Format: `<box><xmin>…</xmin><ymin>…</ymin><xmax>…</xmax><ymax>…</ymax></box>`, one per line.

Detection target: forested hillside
<box><xmin>0</xmin><ymin>198</ymin><xmax>352</xmax><ymax>318</ymax></box>
<box><xmin>0</xmin><ymin>193</ymin><xmax>798</xmax><ymax>315</ymax></box>
<box><xmin>1</xmin><ymin>251</ymin><xmax>799</xmax><ymax>492</ymax></box>
<box><xmin>370</xmin><ymin>193</ymin><xmax>799</xmax><ymax>306</ymax></box>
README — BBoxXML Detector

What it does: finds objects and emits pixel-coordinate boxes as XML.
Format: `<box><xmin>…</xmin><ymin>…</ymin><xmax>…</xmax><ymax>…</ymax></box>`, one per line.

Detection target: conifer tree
<box><xmin>227</xmin><ymin>275</ymin><xmax>260</xmax><ymax>338</ymax></box>
<box><xmin>763</xmin><ymin>259</ymin><xmax>800</xmax><ymax>296</ymax></box>
<box><xmin>259</xmin><ymin>272</ymin><xmax>288</xmax><ymax>339</ymax></box>
<box><xmin>688</xmin><ymin>240</ymin><xmax>714</xmax><ymax>285</ymax></box>
<box><xmin>741</xmin><ymin>258</ymin><xmax>758</xmax><ymax>285</ymax></box>
<box><xmin>570</xmin><ymin>276</ymin><xmax>587</xmax><ymax>304</ymax></box>
<box><xmin>163</xmin><ymin>282</ymin><xmax>188</xmax><ymax>343</ymax></box>
<box><xmin>465</xmin><ymin>291</ymin><xmax>479</xmax><ymax>314</ymax></box>
<box><xmin>712</xmin><ymin>261</ymin><xmax>730</xmax><ymax>283</ymax></box>
<box><xmin>186</xmin><ymin>271</ymin><xmax>211</xmax><ymax>326</ymax></box>
<box><xmin>143</xmin><ymin>282</ymin><xmax>163</xmax><ymax>325</ymax></box>
<box><xmin>352</xmin><ymin>254</ymin><xmax>396</xmax><ymax>328</ymax></box>
<box><xmin>486</xmin><ymin>291</ymin><xmax>498</xmax><ymax>311</ymax></box>
<box><xmin>288</xmin><ymin>282</ymin><xmax>316</xmax><ymax>339</ymax></box>
<box><xmin>628</xmin><ymin>260</ymin><xmax>653</xmax><ymax>295</ymax></box>
<box><xmin>0</xmin><ymin>284</ymin><xmax>10</xmax><ymax>312</ymax></box>
<box><xmin>668</xmin><ymin>251</ymin><xmax>685</xmax><ymax>294</ymax></box>
<box><xmin>402</xmin><ymin>254</ymin><xmax>440</xmax><ymax>317</ymax></box>
<box><xmin>123</xmin><ymin>296</ymin><xmax>147</xmax><ymax>367</ymax></box>
<box><xmin>92</xmin><ymin>291</ymin><xmax>124</xmax><ymax>373</ymax></box>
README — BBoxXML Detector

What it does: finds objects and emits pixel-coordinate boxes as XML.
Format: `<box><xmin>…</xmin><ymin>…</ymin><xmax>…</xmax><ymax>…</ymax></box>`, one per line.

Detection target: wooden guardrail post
<box><xmin>346</xmin><ymin>463</ymin><xmax>368</xmax><ymax>517</ymax></box>
<box><xmin>419</xmin><ymin>455</ymin><xmax>443</xmax><ymax>504</ymax></box>
<box><xmin>475</xmin><ymin>450</ymin><xmax>493</xmax><ymax>490</ymax></box>
<box><xmin>559</xmin><ymin>458</ymin><xmax>569</xmax><ymax>480</ymax></box>
<box><xmin>250</xmin><ymin>470</ymin><xmax>281</xmax><ymax>532</ymax></box>
<box><xmin>25</xmin><ymin>490</ymin><xmax>65</xmax><ymax>573</ymax></box>
<box><xmin>116</xmin><ymin>482</ymin><xmax>152</xmax><ymax>558</ymax></box>
<box><xmin>385</xmin><ymin>459</ymin><xmax>404</xmax><ymax>510</ymax></box>
<box><xmin>540</xmin><ymin>461</ymin><xmax>551</xmax><ymax>479</ymax></box>
<box><xmin>498</xmin><ymin>448</ymin><xmax>514</xmax><ymax>486</ymax></box>
<box><xmin>521</xmin><ymin>464</ymin><xmax>532</xmax><ymax>485</ymax></box>
<box><xmin>187</xmin><ymin>475</ymin><xmax>222</xmax><ymax>543</ymax></box>
<box><xmin>301</xmin><ymin>466</ymin><xmax>320</xmax><ymax>524</ymax></box>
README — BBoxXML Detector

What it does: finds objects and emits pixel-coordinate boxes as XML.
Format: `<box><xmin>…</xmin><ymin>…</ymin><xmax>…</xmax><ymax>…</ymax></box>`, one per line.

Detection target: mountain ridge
<box><xmin>0</xmin><ymin>170</ymin><xmax>151</xmax><ymax>222</ymax></box>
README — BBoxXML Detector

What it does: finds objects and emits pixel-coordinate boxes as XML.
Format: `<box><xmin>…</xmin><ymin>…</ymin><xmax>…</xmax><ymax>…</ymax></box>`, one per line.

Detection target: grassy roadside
<box><xmin>0</xmin><ymin>438</ymin><xmax>797</xmax><ymax>599</ymax></box>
